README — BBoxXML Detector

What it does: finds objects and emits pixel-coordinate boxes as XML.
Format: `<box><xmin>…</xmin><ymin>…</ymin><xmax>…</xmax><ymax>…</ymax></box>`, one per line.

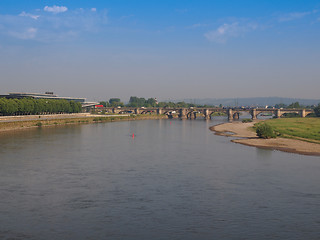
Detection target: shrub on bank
<box><xmin>256</xmin><ymin>123</ymin><xmax>276</xmax><ymax>139</ymax></box>
<box><xmin>35</xmin><ymin>122</ymin><xmax>42</xmax><ymax>127</ymax></box>
<box><xmin>242</xmin><ymin>118</ymin><xmax>253</xmax><ymax>123</ymax></box>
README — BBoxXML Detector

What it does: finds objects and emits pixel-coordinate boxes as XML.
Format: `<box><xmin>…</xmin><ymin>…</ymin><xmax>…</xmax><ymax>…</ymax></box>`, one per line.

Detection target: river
<box><xmin>0</xmin><ymin>118</ymin><xmax>319</xmax><ymax>239</ymax></box>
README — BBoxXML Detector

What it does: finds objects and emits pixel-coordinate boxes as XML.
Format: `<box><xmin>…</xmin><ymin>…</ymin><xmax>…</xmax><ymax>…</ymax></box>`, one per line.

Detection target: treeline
<box><xmin>274</xmin><ymin>102</ymin><xmax>316</xmax><ymax>109</ymax></box>
<box><xmin>0</xmin><ymin>98</ymin><xmax>82</xmax><ymax>116</ymax></box>
<box><xmin>127</xmin><ymin>96</ymin><xmax>157</xmax><ymax>107</ymax></box>
<box><xmin>100</xmin><ymin>98</ymin><xmax>124</xmax><ymax>107</ymax></box>
<box><xmin>275</xmin><ymin>101</ymin><xmax>320</xmax><ymax>117</ymax></box>
<box><xmin>100</xmin><ymin>96</ymin><xmax>213</xmax><ymax>108</ymax></box>
<box><xmin>99</xmin><ymin>97</ymin><xmax>158</xmax><ymax>108</ymax></box>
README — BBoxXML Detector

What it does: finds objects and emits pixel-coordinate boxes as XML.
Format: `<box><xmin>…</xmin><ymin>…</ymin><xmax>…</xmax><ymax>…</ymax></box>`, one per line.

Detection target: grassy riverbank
<box><xmin>259</xmin><ymin>118</ymin><xmax>320</xmax><ymax>143</ymax></box>
<box><xmin>211</xmin><ymin>117</ymin><xmax>320</xmax><ymax>156</ymax></box>
<box><xmin>0</xmin><ymin>114</ymin><xmax>167</xmax><ymax>133</ymax></box>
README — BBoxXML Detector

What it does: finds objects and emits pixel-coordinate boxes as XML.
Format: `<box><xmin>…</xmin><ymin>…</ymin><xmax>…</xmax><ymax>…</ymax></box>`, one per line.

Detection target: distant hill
<box><xmin>175</xmin><ymin>97</ymin><xmax>320</xmax><ymax>107</ymax></box>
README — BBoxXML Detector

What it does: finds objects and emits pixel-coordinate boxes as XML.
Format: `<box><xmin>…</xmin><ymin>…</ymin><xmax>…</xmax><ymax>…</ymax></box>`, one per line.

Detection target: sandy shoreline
<box><xmin>210</xmin><ymin>121</ymin><xmax>320</xmax><ymax>156</ymax></box>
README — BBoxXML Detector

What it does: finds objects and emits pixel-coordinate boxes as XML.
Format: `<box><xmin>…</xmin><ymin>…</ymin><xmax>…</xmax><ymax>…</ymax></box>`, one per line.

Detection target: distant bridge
<box><xmin>100</xmin><ymin>107</ymin><xmax>314</xmax><ymax>121</ymax></box>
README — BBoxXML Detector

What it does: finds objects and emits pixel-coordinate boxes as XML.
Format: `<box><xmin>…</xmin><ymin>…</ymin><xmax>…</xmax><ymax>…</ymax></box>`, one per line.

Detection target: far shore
<box><xmin>210</xmin><ymin>121</ymin><xmax>320</xmax><ymax>156</ymax></box>
<box><xmin>0</xmin><ymin>113</ymin><xmax>167</xmax><ymax>133</ymax></box>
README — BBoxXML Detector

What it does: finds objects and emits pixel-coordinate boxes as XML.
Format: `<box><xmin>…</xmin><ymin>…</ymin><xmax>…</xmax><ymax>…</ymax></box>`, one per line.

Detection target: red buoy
<box><xmin>132</xmin><ymin>133</ymin><xmax>135</xmax><ymax>138</ymax></box>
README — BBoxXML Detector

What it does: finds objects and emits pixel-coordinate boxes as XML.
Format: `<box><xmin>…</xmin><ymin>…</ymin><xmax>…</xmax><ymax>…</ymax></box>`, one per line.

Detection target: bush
<box><xmin>242</xmin><ymin>118</ymin><xmax>253</xmax><ymax>123</ymax></box>
<box><xmin>35</xmin><ymin>122</ymin><xmax>42</xmax><ymax>127</ymax></box>
<box><xmin>256</xmin><ymin>123</ymin><xmax>276</xmax><ymax>139</ymax></box>
<box><xmin>93</xmin><ymin>117</ymin><xmax>102</xmax><ymax>122</ymax></box>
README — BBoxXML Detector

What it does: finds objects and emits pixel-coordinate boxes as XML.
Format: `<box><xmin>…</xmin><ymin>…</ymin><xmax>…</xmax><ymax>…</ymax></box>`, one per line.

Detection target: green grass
<box><xmin>242</xmin><ymin>118</ymin><xmax>253</xmax><ymax>123</ymax></box>
<box><xmin>35</xmin><ymin>122</ymin><xmax>42</xmax><ymax>127</ymax></box>
<box><xmin>211</xmin><ymin>112</ymin><xmax>227</xmax><ymax>116</ymax></box>
<box><xmin>259</xmin><ymin>118</ymin><xmax>320</xmax><ymax>142</ymax></box>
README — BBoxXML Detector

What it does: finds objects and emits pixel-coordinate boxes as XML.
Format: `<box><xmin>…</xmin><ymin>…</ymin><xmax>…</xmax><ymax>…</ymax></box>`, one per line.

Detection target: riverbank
<box><xmin>210</xmin><ymin>121</ymin><xmax>320</xmax><ymax>156</ymax></box>
<box><xmin>0</xmin><ymin>113</ymin><xmax>167</xmax><ymax>133</ymax></box>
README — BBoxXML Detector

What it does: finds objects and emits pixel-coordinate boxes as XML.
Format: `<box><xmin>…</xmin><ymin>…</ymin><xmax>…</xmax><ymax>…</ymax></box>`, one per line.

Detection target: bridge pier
<box><xmin>112</xmin><ymin>108</ymin><xmax>121</xmax><ymax>114</ymax></box>
<box><xmin>167</xmin><ymin>113</ymin><xmax>173</xmax><ymax>119</ymax></box>
<box><xmin>188</xmin><ymin>111</ymin><xmax>196</xmax><ymax>120</ymax></box>
<box><xmin>204</xmin><ymin>109</ymin><xmax>210</xmax><ymax>120</ymax></box>
<box><xmin>228</xmin><ymin>108</ymin><xmax>233</xmax><ymax>121</ymax></box>
<box><xmin>300</xmin><ymin>109</ymin><xmax>306</xmax><ymax>118</ymax></box>
<box><xmin>250</xmin><ymin>109</ymin><xmax>257</xmax><ymax>120</ymax></box>
<box><xmin>103</xmin><ymin>107</ymin><xmax>311</xmax><ymax>120</ymax></box>
<box><xmin>187</xmin><ymin>111</ymin><xmax>196</xmax><ymax>120</ymax></box>
<box><xmin>179</xmin><ymin>108</ymin><xmax>187</xmax><ymax>120</ymax></box>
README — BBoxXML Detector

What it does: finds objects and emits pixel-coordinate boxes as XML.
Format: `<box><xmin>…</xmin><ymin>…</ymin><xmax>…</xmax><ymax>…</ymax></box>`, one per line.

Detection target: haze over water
<box><xmin>0</xmin><ymin>118</ymin><xmax>319</xmax><ymax>239</ymax></box>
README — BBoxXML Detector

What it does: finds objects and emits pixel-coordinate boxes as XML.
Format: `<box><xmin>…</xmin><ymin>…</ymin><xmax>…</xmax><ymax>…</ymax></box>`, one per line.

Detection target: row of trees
<box><xmin>99</xmin><ymin>97</ymin><xmax>320</xmax><ymax>117</ymax></box>
<box><xmin>99</xmin><ymin>98</ymin><xmax>124</xmax><ymax>108</ymax></box>
<box><xmin>274</xmin><ymin>102</ymin><xmax>316</xmax><ymax>109</ymax></box>
<box><xmin>127</xmin><ymin>96</ymin><xmax>157</xmax><ymax>108</ymax></box>
<box><xmin>100</xmin><ymin>97</ymin><xmax>212</xmax><ymax>109</ymax></box>
<box><xmin>99</xmin><ymin>97</ymin><xmax>157</xmax><ymax>108</ymax></box>
<box><xmin>275</xmin><ymin>102</ymin><xmax>320</xmax><ymax>117</ymax></box>
<box><xmin>0</xmin><ymin>98</ymin><xmax>82</xmax><ymax>116</ymax></box>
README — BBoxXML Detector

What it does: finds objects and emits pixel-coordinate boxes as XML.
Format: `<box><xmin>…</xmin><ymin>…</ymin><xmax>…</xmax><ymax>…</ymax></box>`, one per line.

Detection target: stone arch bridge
<box><xmin>103</xmin><ymin>107</ymin><xmax>314</xmax><ymax>121</ymax></box>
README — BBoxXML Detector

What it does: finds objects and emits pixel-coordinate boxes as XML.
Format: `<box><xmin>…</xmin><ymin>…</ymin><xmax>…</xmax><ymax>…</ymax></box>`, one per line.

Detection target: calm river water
<box><xmin>0</xmin><ymin>118</ymin><xmax>319</xmax><ymax>240</ymax></box>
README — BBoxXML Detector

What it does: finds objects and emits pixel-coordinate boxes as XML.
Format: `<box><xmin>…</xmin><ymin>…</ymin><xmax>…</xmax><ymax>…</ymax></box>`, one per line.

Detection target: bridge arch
<box><xmin>187</xmin><ymin>110</ymin><xmax>200</xmax><ymax>119</ymax></box>
<box><xmin>104</xmin><ymin>107</ymin><xmax>314</xmax><ymax>120</ymax></box>
<box><xmin>233</xmin><ymin>112</ymin><xmax>240</xmax><ymax>120</ymax></box>
<box><xmin>206</xmin><ymin>109</ymin><xmax>227</xmax><ymax>120</ymax></box>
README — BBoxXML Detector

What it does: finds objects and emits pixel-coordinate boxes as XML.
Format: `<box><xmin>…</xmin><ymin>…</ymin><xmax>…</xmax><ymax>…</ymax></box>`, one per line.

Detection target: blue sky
<box><xmin>0</xmin><ymin>0</ymin><xmax>319</xmax><ymax>101</ymax></box>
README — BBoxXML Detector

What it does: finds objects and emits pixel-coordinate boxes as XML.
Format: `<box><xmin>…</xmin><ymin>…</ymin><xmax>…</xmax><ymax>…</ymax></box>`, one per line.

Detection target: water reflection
<box><xmin>256</xmin><ymin>148</ymin><xmax>273</xmax><ymax>159</ymax></box>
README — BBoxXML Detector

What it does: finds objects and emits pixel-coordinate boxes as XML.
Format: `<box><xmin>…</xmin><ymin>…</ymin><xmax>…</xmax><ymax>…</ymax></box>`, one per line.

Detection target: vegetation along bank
<box><xmin>0</xmin><ymin>113</ymin><xmax>167</xmax><ymax>133</ymax></box>
<box><xmin>210</xmin><ymin>118</ymin><xmax>320</xmax><ymax>156</ymax></box>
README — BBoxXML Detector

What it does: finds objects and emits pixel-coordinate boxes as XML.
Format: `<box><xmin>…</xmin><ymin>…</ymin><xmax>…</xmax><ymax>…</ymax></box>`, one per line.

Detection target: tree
<box><xmin>109</xmin><ymin>98</ymin><xmax>123</xmax><ymax>107</ymax></box>
<box><xmin>146</xmin><ymin>98</ymin><xmax>156</xmax><ymax>107</ymax></box>
<box><xmin>128</xmin><ymin>96</ymin><xmax>148</xmax><ymax>107</ymax></box>
<box><xmin>14</xmin><ymin>99</ymin><xmax>25</xmax><ymax>115</ymax></box>
<box><xmin>256</xmin><ymin>123</ymin><xmax>276</xmax><ymax>139</ymax></box>
<box><xmin>275</xmin><ymin>103</ymin><xmax>286</xmax><ymax>108</ymax></box>
<box><xmin>70</xmin><ymin>101</ymin><xmax>82</xmax><ymax>113</ymax></box>
<box><xmin>23</xmin><ymin>98</ymin><xmax>34</xmax><ymax>114</ymax></box>
<box><xmin>6</xmin><ymin>99</ymin><xmax>18</xmax><ymax>115</ymax></box>
<box><xmin>128</xmin><ymin>96</ymin><xmax>139</xmax><ymax>107</ymax></box>
<box><xmin>0</xmin><ymin>98</ymin><xmax>6</xmax><ymax>115</ymax></box>
<box><xmin>99</xmin><ymin>101</ymin><xmax>108</xmax><ymax>107</ymax></box>
<box><xmin>287</xmin><ymin>102</ymin><xmax>302</xmax><ymax>109</ymax></box>
<box><xmin>314</xmin><ymin>104</ymin><xmax>320</xmax><ymax>117</ymax></box>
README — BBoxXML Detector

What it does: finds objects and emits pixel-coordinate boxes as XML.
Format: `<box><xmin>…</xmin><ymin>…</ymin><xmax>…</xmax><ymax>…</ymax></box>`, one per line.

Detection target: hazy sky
<box><xmin>0</xmin><ymin>0</ymin><xmax>319</xmax><ymax>102</ymax></box>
